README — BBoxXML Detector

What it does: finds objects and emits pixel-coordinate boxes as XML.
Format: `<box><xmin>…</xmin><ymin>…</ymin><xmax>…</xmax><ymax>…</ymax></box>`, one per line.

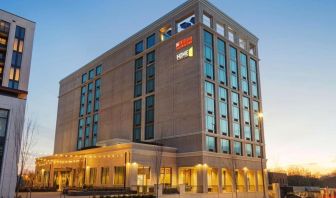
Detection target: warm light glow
<box><xmin>258</xmin><ymin>113</ymin><xmax>263</xmax><ymax>118</ymax></box>
<box><xmin>243</xmin><ymin>167</ymin><xmax>248</xmax><ymax>172</ymax></box>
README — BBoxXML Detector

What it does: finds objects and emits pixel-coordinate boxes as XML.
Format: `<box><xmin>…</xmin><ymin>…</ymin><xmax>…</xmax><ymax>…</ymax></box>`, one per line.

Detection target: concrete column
<box><xmin>218</xmin><ymin>168</ymin><xmax>223</xmax><ymax>193</ymax></box>
<box><xmin>244</xmin><ymin>170</ymin><xmax>248</xmax><ymax>192</ymax></box>
<box><xmin>154</xmin><ymin>184</ymin><xmax>163</xmax><ymax>197</ymax></box>
<box><xmin>128</xmin><ymin>163</ymin><xmax>138</xmax><ymax>191</ymax></box>
<box><xmin>49</xmin><ymin>164</ymin><xmax>54</xmax><ymax>188</ymax></box>
<box><xmin>57</xmin><ymin>171</ymin><xmax>62</xmax><ymax>191</ymax></box>
<box><xmin>272</xmin><ymin>183</ymin><xmax>280</xmax><ymax>198</ymax></box>
<box><xmin>196</xmin><ymin>165</ymin><xmax>208</xmax><ymax>193</ymax></box>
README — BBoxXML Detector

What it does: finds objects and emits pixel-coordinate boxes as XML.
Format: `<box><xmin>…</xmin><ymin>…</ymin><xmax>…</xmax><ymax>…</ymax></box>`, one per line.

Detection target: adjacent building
<box><xmin>0</xmin><ymin>9</ymin><xmax>35</xmax><ymax>197</ymax></box>
<box><xmin>36</xmin><ymin>0</ymin><xmax>267</xmax><ymax>197</ymax></box>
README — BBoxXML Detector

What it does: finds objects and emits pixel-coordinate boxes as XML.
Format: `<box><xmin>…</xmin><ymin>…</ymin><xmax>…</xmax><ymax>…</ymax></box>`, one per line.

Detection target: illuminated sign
<box><xmin>176</xmin><ymin>47</ymin><xmax>193</xmax><ymax>61</ymax></box>
<box><xmin>176</xmin><ymin>36</ymin><xmax>193</xmax><ymax>51</ymax></box>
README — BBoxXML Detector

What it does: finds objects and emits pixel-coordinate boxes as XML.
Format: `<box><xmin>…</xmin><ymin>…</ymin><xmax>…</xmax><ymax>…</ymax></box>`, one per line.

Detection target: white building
<box><xmin>0</xmin><ymin>9</ymin><xmax>35</xmax><ymax>197</ymax></box>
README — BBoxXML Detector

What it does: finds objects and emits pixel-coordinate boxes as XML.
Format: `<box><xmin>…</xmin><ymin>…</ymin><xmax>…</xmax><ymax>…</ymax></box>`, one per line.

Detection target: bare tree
<box><xmin>13</xmin><ymin>110</ymin><xmax>37</xmax><ymax>197</ymax></box>
<box><xmin>153</xmin><ymin>133</ymin><xmax>164</xmax><ymax>197</ymax></box>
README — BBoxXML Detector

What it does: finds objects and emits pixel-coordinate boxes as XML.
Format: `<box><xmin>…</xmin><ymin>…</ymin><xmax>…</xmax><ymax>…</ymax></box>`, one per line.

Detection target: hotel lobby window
<box><xmin>206</xmin><ymin>135</ymin><xmax>216</xmax><ymax>152</ymax></box>
<box><xmin>89</xmin><ymin>168</ymin><xmax>97</xmax><ymax>185</ymax></box>
<box><xmin>114</xmin><ymin>166</ymin><xmax>125</xmax><ymax>185</ymax></box>
<box><xmin>101</xmin><ymin>167</ymin><xmax>110</xmax><ymax>185</ymax></box>
<box><xmin>160</xmin><ymin>167</ymin><xmax>172</xmax><ymax>186</ymax></box>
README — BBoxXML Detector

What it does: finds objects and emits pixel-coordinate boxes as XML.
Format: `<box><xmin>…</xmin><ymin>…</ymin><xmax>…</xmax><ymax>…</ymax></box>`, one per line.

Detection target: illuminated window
<box><xmin>101</xmin><ymin>167</ymin><xmax>110</xmax><ymax>185</ymax></box>
<box><xmin>89</xmin><ymin>168</ymin><xmax>97</xmax><ymax>185</ymax></box>
<box><xmin>160</xmin><ymin>167</ymin><xmax>172</xmax><ymax>186</ymax></box>
<box><xmin>177</xmin><ymin>14</ymin><xmax>195</xmax><ymax>33</ymax></box>
<box><xmin>160</xmin><ymin>26</ymin><xmax>172</xmax><ymax>41</ymax></box>
<box><xmin>114</xmin><ymin>166</ymin><xmax>125</xmax><ymax>185</ymax></box>
<box><xmin>8</xmin><ymin>67</ymin><xmax>20</xmax><ymax>89</ymax></box>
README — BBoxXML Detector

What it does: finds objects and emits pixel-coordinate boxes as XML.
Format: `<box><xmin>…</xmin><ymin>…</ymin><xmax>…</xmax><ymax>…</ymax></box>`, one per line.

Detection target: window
<box><xmin>160</xmin><ymin>167</ymin><xmax>172</xmax><ymax>186</ymax></box>
<box><xmin>239</xmin><ymin>38</ymin><xmax>246</xmax><ymax>49</ymax></box>
<box><xmin>216</xmin><ymin>23</ymin><xmax>225</xmax><ymax>36</ymax></box>
<box><xmin>145</xmin><ymin>95</ymin><xmax>154</xmax><ymax>140</ymax></box>
<box><xmin>135</xmin><ymin>41</ymin><xmax>143</xmax><ymax>54</ymax></box>
<box><xmin>206</xmin><ymin>136</ymin><xmax>216</xmax><ymax>152</ymax></box>
<box><xmin>234</xmin><ymin>141</ymin><xmax>242</xmax><ymax>155</ymax></box>
<box><xmin>249</xmin><ymin>43</ymin><xmax>256</xmax><ymax>55</ymax></box>
<box><xmin>205</xmin><ymin>81</ymin><xmax>215</xmax><ymax>133</ymax></box>
<box><xmin>177</xmin><ymin>14</ymin><xmax>195</xmax><ymax>33</ymax></box>
<box><xmin>228</xmin><ymin>27</ymin><xmax>235</xmax><ymax>42</ymax></box>
<box><xmin>92</xmin><ymin>114</ymin><xmax>99</xmax><ymax>146</ymax></box>
<box><xmin>217</xmin><ymin>39</ymin><xmax>226</xmax><ymax>85</ymax></box>
<box><xmin>233</xmin><ymin>123</ymin><xmax>240</xmax><ymax>138</ymax></box>
<box><xmin>230</xmin><ymin>46</ymin><xmax>238</xmax><ymax>90</ymax></box>
<box><xmin>250</xmin><ymin>58</ymin><xmax>258</xmax><ymax>98</ymax></box>
<box><xmin>160</xmin><ymin>26</ymin><xmax>172</xmax><ymax>41</ymax></box>
<box><xmin>0</xmin><ymin>20</ymin><xmax>10</xmax><ymax>34</ymax></box>
<box><xmin>8</xmin><ymin>67</ymin><xmax>20</xmax><ymax>89</ymax></box>
<box><xmin>101</xmin><ymin>167</ymin><xmax>110</xmax><ymax>185</ymax></box>
<box><xmin>134</xmin><ymin>57</ymin><xmax>143</xmax><ymax>97</ymax></box>
<box><xmin>221</xmin><ymin>139</ymin><xmax>230</xmax><ymax>154</ymax></box>
<box><xmin>87</xmin><ymin>82</ymin><xmax>93</xmax><ymax>114</ymax></box>
<box><xmin>256</xmin><ymin>145</ymin><xmax>262</xmax><ymax>158</ymax></box>
<box><xmin>89</xmin><ymin>168</ymin><xmax>97</xmax><ymax>185</ymax></box>
<box><xmin>96</xmin><ymin>65</ymin><xmax>102</xmax><ymax>75</ymax></box>
<box><xmin>94</xmin><ymin>79</ymin><xmax>101</xmax><ymax>112</ymax></box>
<box><xmin>15</xmin><ymin>26</ymin><xmax>25</xmax><ymax>40</ymax></box>
<box><xmin>147</xmin><ymin>33</ymin><xmax>156</xmax><ymax>49</ymax></box>
<box><xmin>245</xmin><ymin>144</ymin><xmax>253</xmax><ymax>157</ymax></box>
<box><xmin>84</xmin><ymin>116</ymin><xmax>91</xmax><ymax>147</ymax></box>
<box><xmin>146</xmin><ymin>51</ymin><xmax>155</xmax><ymax>94</ymax></box>
<box><xmin>0</xmin><ymin>109</ymin><xmax>9</xmax><ymax>177</ymax></box>
<box><xmin>244</xmin><ymin>125</ymin><xmax>251</xmax><ymax>140</ymax></box>
<box><xmin>220</xmin><ymin>119</ymin><xmax>228</xmax><ymax>136</ymax></box>
<box><xmin>243</xmin><ymin>97</ymin><xmax>249</xmax><ymax>110</ymax></box>
<box><xmin>82</xmin><ymin>73</ymin><xmax>87</xmax><ymax>84</ymax></box>
<box><xmin>89</xmin><ymin>69</ymin><xmax>95</xmax><ymax>79</ymax></box>
<box><xmin>204</xmin><ymin>30</ymin><xmax>214</xmax><ymax>79</ymax></box>
<box><xmin>203</xmin><ymin>14</ymin><xmax>211</xmax><ymax>27</ymax></box>
<box><xmin>133</xmin><ymin>99</ymin><xmax>142</xmax><ymax>142</ymax></box>
<box><xmin>79</xmin><ymin>87</ymin><xmax>86</xmax><ymax>116</ymax></box>
<box><xmin>114</xmin><ymin>166</ymin><xmax>125</xmax><ymax>185</ymax></box>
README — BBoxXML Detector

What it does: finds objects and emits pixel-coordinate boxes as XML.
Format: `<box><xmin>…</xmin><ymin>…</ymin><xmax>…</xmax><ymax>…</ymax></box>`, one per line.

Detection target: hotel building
<box><xmin>36</xmin><ymin>0</ymin><xmax>267</xmax><ymax>197</ymax></box>
<box><xmin>0</xmin><ymin>9</ymin><xmax>35</xmax><ymax>197</ymax></box>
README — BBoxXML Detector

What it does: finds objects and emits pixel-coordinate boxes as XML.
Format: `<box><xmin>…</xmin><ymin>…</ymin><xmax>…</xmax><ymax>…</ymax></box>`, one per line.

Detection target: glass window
<box><xmin>177</xmin><ymin>14</ymin><xmax>195</xmax><ymax>32</ymax></box>
<box><xmin>219</xmin><ymin>87</ymin><xmax>227</xmax><ymax>102</ymax></box>
<box><xmin>206</xmin><ymin>136</ymin><xmax>216</xmax><ymax>152</ymax></box>
<box><xmin>82</xmin><ymin>73</ymin><xmax>87</xmax><ymax>84</ymax></box>
<box><xmin>228</xmin><ymin>27</ymin><xmax>235</xmax><ymax>42</ymax></box>
<box><xmin>249</xmin><ymin>43</ymin><xmax>256</xmax><ymax>55</ymax></box>
<box><xmin>15</xmin><ymin>26</ymin><xmax>25</xmax><ymax>40</ymax></box>
<box><xmin>219</xmin><ymin>68</ymin><xmax>226</xmax><ymax>85</ymax></box>
<box><xmin>206</xmin><ymin>115</ymin><xmax>215</xmax><ymax>133</ymax></box>
<box><xmin>147</xmin><ymin>33</ymin><xmax>156</xmax><ymax>49</ymax></box>
<box><xmin>244</xmin><ymin>125</ymin><xmax>251</xmax><ymax>140</ymax></box>
<box><xmin>0</xmin><ymin>109</ymin><xmax>9</xmax><ymax>137</ymax></box>
<box><xmin>233</xmin><ymin>123</ymin><xmax>240</xmax><ymax>138</ymax></box>
<box><xmin>101</xmin><ymin>167</ymin><xmax>110</xmax><ymax>184</ymax></box>
<box><xmin>231</xmin><ymin>92</ymin><xmax>239</xmax><ymax>106</ymax></box>
<box><xmin>145</xmin><ymin>95</ymin><xmax>154</xmax><ymax>140</ymax></box>
<box><xmin>203</xmin><ymin>14</ymin><xmax>211</xmax><ymax>27</ymax></box>
<box><xmin>239</xmin><ymin>38</ymin><xmax>246</xmax><ymax>49</ymax></box>
<box><xmin>255</xmin><ymin>128</ymin><xmax>260</xmax><ymax>142</ymax></box>
<box><xmin>219</xmin><ymin>102</ymin><xmax>227</xmax><ymax>118</ymax></box>
<box><xmin>160</xmin><ymin>26</ymin><xmax>172</xmax><ymax>41</ymax></box>
<box><xmin>245</xmin><ymin>144</ymin><xmax>253</xmax><ymax>157</ymax></box>
<box><xmin>216</xmin><ymin>24</ymin><xmax>225</xmax><ymax>36</ymax></box>
<box><xmin>96</xmin><ymin>65</ymin><xmax>102</xmax><ymax>75</ymax></box>
<box><xmin>147</xmin><ymin>51</ymin><xmax>155</xmax><ymax>64</ymax></box>
<box><xmin>205</xmin><ymin>63</ymin><xmax>214</xmax><ymax>79</ymax></box>
<box><xmin>221</xmin><ymin>139</ymin><xmax>230</xmax><ymax>154</ymax></box>
<box><xmin>135</xmin><ymin>41</ymin><xmax>143</xmax><ymax>54</ymax></box>
<box><xmin>243</xmin><ymin>97</ymin><xmax>250</xmax><ymax>110</ymax></box>
<box><xmin>234</xmin><ymin>141</ymin><xmax>242</xmax><ymax>155</ymax></box>
<box><xmin>256</xmin><ymin>145</ymin><xmax>262</xmax><ymax>158</ymax></box>
<box><xmin>253</xmin><ymin>101</ymin><xmax>259</xmax><ymax>113</ymax></box>
<box><xmin>220</xmin><ymin>119</ymin><xmax>228</xmax><ymax>136</ymax></box>
<box><xmin>205</xmin><ymin>81</ymin><xmax>214</xmax><ymax>97</ymax></box>
<box><xmin>204</xmin><ymin>30</ymin><xmax>214</xmax><ymax>80</ymax></box>
<box><xmin>135</xmin><ymin>57</ymin><xmax>143</xmax><ymax>69</ymax></box>
<box><xmin>114</xmin><ymin>167</ymin><xmax>125</xmax><ymax>185</ymax></box>
<box><xmin>89</xmin><ymin>69</ymin><xmax>95</xmax><ymax>80</ymax></box>
<box><xmin>205</xmin><ymin>97</ymin><xmax>215</xmax><ymax>114</ymax></box>
<box><xmin>244</xmin><ymin>110</ymin><xmax>250</xmax><ymax>124</ymax></box>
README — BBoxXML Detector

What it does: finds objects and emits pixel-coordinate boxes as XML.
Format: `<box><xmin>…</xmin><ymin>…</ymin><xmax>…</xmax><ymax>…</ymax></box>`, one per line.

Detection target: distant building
<box><xmin>36</xmin><ymin>0</ymin><xmax>267</xmax><ymax>197</ymax></box>
<box><xmin>0</xmin><ymin>9</ymin><xmax>35</xmax><ymax>197</ymax></box>
<box><xmin>268</xmin><ymin>172</ymin><xmax>288</xmax><ymax>186</ymax></box>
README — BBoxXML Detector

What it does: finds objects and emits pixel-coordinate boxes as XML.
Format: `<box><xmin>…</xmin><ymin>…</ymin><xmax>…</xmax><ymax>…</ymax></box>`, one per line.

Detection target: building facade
<box><xmin>36</xmin><ymin>0</ymin><xmax>267</xmax><ymax>197</ymax></box>
<box><xmin>0</xmin><ymin>9</ymin><xmax>35</xmax><ymax>197</ymax></box>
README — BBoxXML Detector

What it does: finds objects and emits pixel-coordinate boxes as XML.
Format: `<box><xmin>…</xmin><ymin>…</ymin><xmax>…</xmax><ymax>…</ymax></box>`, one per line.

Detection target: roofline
<box><xmin>0</xmin><ymin>9</ymin><xmax>36</xmax><ymax>24</ymax></box>
<box><xmin>60</xmin><ymin>0</ymin><xmax>258</xmax><ymax>83</ymax></box>
<box><xmin>200</xmin><ymin>0</ymin><xmax>258</xmax><ymax>41</ymax></box>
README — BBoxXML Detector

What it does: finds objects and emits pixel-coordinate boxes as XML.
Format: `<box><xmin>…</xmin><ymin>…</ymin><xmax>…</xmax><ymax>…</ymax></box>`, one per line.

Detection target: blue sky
<box><xmin>2</xmin><ymin>0</ymin><xmax>336</xmax><ymax>172</ymax></box>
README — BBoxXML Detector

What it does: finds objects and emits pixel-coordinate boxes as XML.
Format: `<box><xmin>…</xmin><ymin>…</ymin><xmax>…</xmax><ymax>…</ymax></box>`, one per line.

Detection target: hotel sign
<box><xmin>176</xmin><ymin>47</ymin><xmax>193</xmax><ymax>61</ymax></box>
<box><xmin>176</xmin><ymin>36</ymin><xmax>192</xmax><ymax>51</ymax></box>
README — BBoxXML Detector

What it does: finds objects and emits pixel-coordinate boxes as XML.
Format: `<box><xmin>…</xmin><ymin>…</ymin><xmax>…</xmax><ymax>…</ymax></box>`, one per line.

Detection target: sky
<box><xmin>1</xmin><ymin>0</ymin><xmax>336</xmax><ymax>173</ymax></box>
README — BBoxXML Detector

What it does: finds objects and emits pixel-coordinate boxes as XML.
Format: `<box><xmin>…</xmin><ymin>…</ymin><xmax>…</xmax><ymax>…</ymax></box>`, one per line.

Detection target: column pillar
<box><xmin>218</xmin><ymin>168</ymin><xmax>223</xmax><ymax>193</ymax></box>
<box><xmin>127</xmin><ymin>163</ymin><xmax>138</xmax><ymax>191</ymax></box>
<box><xmin>196</xmin><ymin>165</ymin><xmax>208</xmax><ymax>193</ymax></box>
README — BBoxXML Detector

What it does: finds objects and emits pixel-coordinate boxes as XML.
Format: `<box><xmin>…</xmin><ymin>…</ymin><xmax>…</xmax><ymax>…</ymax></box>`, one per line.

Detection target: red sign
<box><xmin>176</xmin><ymin>36</ymin><xmax>193</xmax><ymax>51</ymax></box>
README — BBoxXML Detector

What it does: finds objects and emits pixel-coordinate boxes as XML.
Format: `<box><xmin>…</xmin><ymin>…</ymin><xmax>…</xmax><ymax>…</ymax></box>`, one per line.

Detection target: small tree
<box><xmin>14</xmin><ymin>109</ymin><xmax>37</xmax><ymax>197</ymax></box>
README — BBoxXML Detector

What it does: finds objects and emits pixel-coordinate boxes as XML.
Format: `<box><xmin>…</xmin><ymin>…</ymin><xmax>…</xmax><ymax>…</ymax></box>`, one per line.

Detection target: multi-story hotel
<box><xmin>36</xmin><ymin>0</ymin><xmax>267</xmax><ymax>197</ymax></box>
<box><xmin>0</xmin><ymin>9</ymin><xmax>35</xmax><ymax>197</ymax></box>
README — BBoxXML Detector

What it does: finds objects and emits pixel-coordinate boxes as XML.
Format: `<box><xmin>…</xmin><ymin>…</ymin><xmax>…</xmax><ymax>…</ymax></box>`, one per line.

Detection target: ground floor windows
<box><xmin>0</xmin><ymin>109</ymin><xmax>9</xmax><ymax>177</ymax></box>
<box><xmin>89</xmin><ymin>168</ymin><xmax>97</xmax><ymax>185</ymax></box>
<box><xmin>101</xmin><ymin>167</ymin><xmax>110</xmax><ymax>185</ymax></box>
<box><xmin>160</xmin><ymin>167</ymin><xmax>172</xmax><ymax>187</ymax></box>
<box><xmin>222</xmin><ymin>169</ymin><xmax>233</xmax><ymax>192</ymax></box>
<box><xmin>114</xmin><ymin>166</ymin><xmax>125</xmax><ymax>185</ymax></box>
<box><xmin>137</xmin><ymin>166</ymin><xmax>150</xmax><ymax>187</ymax></box>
